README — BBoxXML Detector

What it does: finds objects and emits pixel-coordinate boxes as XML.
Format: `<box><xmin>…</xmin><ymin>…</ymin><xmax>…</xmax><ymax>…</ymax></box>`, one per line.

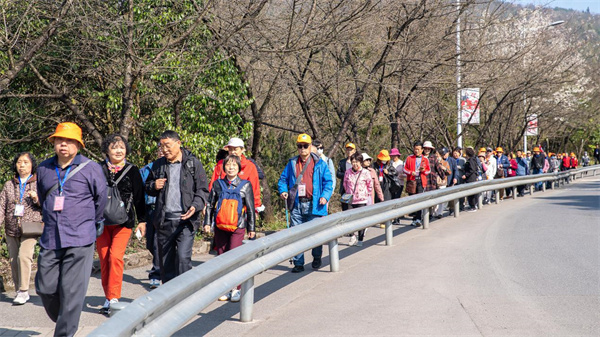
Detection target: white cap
<box><xmin>224</xmin><ymin>137</ymin><xmax>245</xmax><ymax>149</ymax></box>
<box><xmin>361</xmin><ymin>152</ymin><xmax>372</xmax><ymax>161</ymax></box>
<box><xmin>423</xmin><ymin>141</ymin><xmax>434</xmax><ymax>149</ymax></box>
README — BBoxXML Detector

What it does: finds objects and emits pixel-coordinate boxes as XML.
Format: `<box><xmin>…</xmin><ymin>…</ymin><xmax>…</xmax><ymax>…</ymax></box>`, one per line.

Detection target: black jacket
<box><xmin>336</xmin><ymin>158</ymin><xmax>350</xmax><ymax>194</ymax></box>
<box><xmin>204</xmin><ymin>176</ymin><xmax>255</xmax><ymax>232</ymax></box>
<box><xmin>100</xmin><ymin>161</ymin><xmax>146</xmax><ymax>228</ymax></box>
<box><xmin>145</xmin><ymin>148</ymin><xmax>209</xmax><ymax>229</ymax></box>
<box><xmin>371</xmin><ymin>161</ymin><xmax>398</xmax><ymax>202</ymax></box>
<box><xmin>464</xmin><ymin>156</ymin><xmax>479</xmax><ymax>183</ymax></box>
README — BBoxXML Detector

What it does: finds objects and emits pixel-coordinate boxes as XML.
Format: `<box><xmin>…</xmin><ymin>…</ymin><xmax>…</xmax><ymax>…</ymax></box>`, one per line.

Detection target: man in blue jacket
<box><xmin>494</xmin><ymin>147</ymin><xmax>510</xmax><ymax>200</ymax></box>
<box><xmin>516</xmin><ymin>150</ymin><xmax>530</xmax><ymax>197</ymax></box>
<box><xmin>278</xmin><ymin>133</ymin><xmax>333</xmax><ymax>273</ymax></box>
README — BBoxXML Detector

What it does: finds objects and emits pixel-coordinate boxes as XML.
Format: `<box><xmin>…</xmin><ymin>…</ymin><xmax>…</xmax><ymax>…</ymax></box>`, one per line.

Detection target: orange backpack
<box><xmin>215</xmin><ymin>179</ymin><xmax>248</xmax><ymax>232</ymax></box>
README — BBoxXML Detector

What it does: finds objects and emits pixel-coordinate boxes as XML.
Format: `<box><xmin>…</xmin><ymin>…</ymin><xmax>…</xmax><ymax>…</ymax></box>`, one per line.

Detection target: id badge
<box><xmin>379</xmin><ymin>176</ymin><xmax>383</xmax><ymax>182</ymax></box>
<box><xmin>14</xmin><ymin>204</ymin><xmax>25</xmax><ymax>217</ymax></box>
<box><xmin>53</xmin><ymin>196</ymin><xmax>65</xmax><ymax>211</ymax></box>
<box><xmin>298</xmin><ymin>184</ymin><xmax>306</xmax><ymax>197</ymax></box>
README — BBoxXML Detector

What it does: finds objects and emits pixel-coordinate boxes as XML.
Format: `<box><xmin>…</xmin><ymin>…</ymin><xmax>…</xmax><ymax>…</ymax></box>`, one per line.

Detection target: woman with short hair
<box><xmin>343</xmin><ymin>153</ymin><xmax>373</xmax><ymax>247</ymax></box>
<box><xmin>97</xmin><ymin>134</ymin><xmax>146</xmax><ymax>314</ymax></box>
<box><xmin>0</xmin><ymin>152</ymin><xmax>42</xmax><ymax>305</ymax></box>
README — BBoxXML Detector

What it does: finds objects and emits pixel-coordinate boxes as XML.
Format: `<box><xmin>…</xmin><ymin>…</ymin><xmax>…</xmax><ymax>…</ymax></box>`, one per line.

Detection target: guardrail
<box><xmin>89</xmin><ymin>165</ymin><xmax>600</xmax><ymax>336</ymax></box>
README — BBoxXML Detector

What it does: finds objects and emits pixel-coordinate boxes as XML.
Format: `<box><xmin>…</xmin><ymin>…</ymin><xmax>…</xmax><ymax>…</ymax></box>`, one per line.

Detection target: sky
<box><xmin>510</xmin><ymin>0</ymin><xmax>600</xmax><ymax>14</ymax></box>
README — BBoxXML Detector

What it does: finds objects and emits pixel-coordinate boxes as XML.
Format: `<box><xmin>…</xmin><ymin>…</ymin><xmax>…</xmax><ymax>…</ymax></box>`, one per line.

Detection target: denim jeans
<box><xmin>533</xmin><ymin>168</ymin><xmax>543</xmax><ymax>190</ymax></box>
<box><xmin>290</xmin><ymin>201</ymin><xmax>322</xmax><ymax>266</ymax></box>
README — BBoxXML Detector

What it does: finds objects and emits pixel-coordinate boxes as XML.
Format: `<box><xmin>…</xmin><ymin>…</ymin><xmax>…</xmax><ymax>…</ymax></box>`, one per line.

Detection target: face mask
<box><xmin>317</xmin><ymin>149</ymin><xmax>324</xmax><ymax>155</ymax></box>
<box><xmin>381</xmin><ymin>161</ymin><xmax>388</xmax><ymax>165</ymax></box>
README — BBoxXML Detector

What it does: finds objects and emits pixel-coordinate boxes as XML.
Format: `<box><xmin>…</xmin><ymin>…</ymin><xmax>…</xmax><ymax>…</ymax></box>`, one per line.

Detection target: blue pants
<box><xmin>290</xmin><ymin>201</ymin><xmax>322</xmax><ymax>266</ymax></box>
<box><xmin>533</xmin><ymin>168</ymin><xmax>543</xmax><ymax>190</ymax></box>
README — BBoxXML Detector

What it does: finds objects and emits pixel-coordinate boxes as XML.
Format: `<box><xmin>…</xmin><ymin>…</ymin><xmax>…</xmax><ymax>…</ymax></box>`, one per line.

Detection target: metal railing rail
<box><xmin>89</xmin><ymin>165</ymin><xmax>600</xmax><ymax>337</ymax></box>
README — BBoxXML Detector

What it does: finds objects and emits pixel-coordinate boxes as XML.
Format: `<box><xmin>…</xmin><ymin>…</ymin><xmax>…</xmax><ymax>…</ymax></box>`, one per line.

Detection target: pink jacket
<box><xmin>343</xmin><ymin>168</ymin><xmax>373</xmax><ymax>205</ymax></box>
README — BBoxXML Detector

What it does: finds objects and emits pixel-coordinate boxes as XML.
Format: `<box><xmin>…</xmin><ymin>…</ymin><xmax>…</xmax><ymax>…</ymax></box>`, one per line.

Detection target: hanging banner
<box><xmin>460</xmin><ymin>88</ymin><xmax>480</xmax><ymax>124</ymax></box>
<box><xmin>526</xmin><ymin>114</ymin><xmax>538</xmax><ymax>136</ymax></box>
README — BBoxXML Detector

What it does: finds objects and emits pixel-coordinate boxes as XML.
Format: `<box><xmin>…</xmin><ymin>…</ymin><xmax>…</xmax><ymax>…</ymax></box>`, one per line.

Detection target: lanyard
<box><xmin>18</xmin><ymin>175</ymin><xmax>32</xmax><ymax>202</ymax></box>
<box><xmin>55</xmin><ymin>166</ymin><xmax>73</xmax><ymax>195</ymax></box>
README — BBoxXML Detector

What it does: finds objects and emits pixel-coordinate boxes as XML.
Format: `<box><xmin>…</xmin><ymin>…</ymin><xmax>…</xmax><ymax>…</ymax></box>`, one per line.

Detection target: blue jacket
<box><xmin>495</xmin><ymin>154</ymin><xmax>510</xmax><ymax>177</ymax></box>
<box><xmin>445</xmin><ymin>157</ymin><xmax>458</xmax><ymax>186</ymax></box>
<box><xmin>516</xmin><ymin>157</ymin><xmax>530</xmax><ymax>176</ymax></box>
<box><xmin>278</xmin><ymin>153</ymin><xmax>333</xmax><ymax>216</ymax></box>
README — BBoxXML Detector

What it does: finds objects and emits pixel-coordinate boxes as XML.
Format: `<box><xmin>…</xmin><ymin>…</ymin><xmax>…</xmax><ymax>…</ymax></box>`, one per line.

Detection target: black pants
<box><xmin>349</xmin><ymin>203</ymin><xmax>367</xmax><ymax>241</ymax></box>
<box><xmin>145</xmin><ymin>207</ymin><xmax>161</xmax><ymax>280</ymax></box>
<box><xmin>408</xmin><ymin>180</ymin><xmax>424</xmax><ymax>220</ymax></box>
<box><xmin>467</xmin><ymin>194</ymin><xmax>478</xmax><ymax>209</ymax></box>
<box><xmin>36</xmin><ymin>244</ymin><xmax>94</xmax><ymax>337</ymax></box>
<box><xmin>157</xmin><ymin>218</ymin><xmax>195</xmax><ymax>283</ymax></box>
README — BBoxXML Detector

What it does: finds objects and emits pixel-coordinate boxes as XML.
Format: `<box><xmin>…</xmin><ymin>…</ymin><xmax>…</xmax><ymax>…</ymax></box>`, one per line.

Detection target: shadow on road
<box><xmin>174</xmin><ymin>224</ymin><xmax>417</xmax><ymax>336</ymax></box>
<box><xmin>0</xmin><ymin>328</ymin><xmax>41</xmax><ymax>336</ymax></box>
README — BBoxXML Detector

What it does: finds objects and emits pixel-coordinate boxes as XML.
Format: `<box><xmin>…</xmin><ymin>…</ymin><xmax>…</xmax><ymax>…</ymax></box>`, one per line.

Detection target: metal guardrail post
<box><xmin>422</xmin><ymin>207</ymin><xmax>429</xmax><ymax>229</ymax></box>
<box><xmin>328</xmin><ymin>239</ymin><xmax>339</xmax><ymax>272</ymax></box>
<box><xmin>530</xmin><ymin>184</ymin><xmax>534</xmax><ymax>195</ymax></box>
<box><xmin>512</xmin><ymin>186</ymin><xmax>517</xmax><ymax>199</ymax></box>
<box><xmin>477</xmin><ymin>193</ymin><xmax>483</xmax><ymax>209</ymax></box>
<box><xmin>240</xmin><ymin>276</ymin><xmax>255</xmax><ymax>322</ymax></box>
<box><xmin>542</xmin><ymin>181</ymin><xmax>546</xmax><ymax>192</ymax></box>
<box><xmin>453</xmin><ymin>199</ymin><xmax>459</xmax><ymax>218</ymax></box>
<box><xmin>385</xmin><ymin>220</ymin><xmax>393</xmax><ymax>246</ymax></box>
<box><xmin>495</xmin><ymin>190</ymin><xmax>500</xmax><ymax>204</ymax></box>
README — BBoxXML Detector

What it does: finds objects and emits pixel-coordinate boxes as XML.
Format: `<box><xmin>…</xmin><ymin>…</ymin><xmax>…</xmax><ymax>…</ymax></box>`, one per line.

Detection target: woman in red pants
<box><xmin>98</xmin><ymin>134</ymin><xmax>146</xmax><ymax>314</ymax></box>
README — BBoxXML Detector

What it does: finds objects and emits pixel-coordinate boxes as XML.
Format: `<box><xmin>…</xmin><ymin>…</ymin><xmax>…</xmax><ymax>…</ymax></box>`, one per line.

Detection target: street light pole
<box><xmin>456</xmin><ymin>0</ymin><xmax>462</xmax><ymax>148</ymax></box>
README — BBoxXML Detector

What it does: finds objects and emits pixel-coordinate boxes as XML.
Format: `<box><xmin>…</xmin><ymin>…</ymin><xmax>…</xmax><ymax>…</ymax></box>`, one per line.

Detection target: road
<box><xmin>1</xmin><ymin>177</ymin><xmax>599</xmax><ymax>336</ymax></box>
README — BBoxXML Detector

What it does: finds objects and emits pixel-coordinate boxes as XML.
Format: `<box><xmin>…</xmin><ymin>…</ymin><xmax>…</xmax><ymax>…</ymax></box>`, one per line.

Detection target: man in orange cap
<box><xmin>529</xmin><ymin>147</ymin><xmax>545</xmax><ymax>190</ymax></box>
<box><xmin>278</xmin><ymin>134</ymin><xmax>333</xmax><ymax>272</ymax></box>
<box><xmin>36</xmin><ymin>122</ymin><xmax>108</xmax><ymax>337</ymax></box>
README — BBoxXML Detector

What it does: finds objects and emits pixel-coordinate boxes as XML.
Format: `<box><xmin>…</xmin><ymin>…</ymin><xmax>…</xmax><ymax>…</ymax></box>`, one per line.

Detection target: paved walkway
<box><xmin>1</xmin><ymin>177</ymin><xmax>599</xmax><ymax>336</ymax></box>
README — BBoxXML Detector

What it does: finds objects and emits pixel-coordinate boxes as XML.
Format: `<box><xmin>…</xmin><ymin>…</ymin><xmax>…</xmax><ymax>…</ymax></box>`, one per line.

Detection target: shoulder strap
<box><xmin>295</xmin><ymin>155</ymin><xmax>312</xmax><ymax>187</ymax></box>
<box><xmin>45</xmin><ymin>160</ymin><xmax>92</xmax><ymax>198</ymax></box>
<box><xmin>113</xmin><ymin>164</ymin><xmax>133</xmax><ymax>185</ymax></box>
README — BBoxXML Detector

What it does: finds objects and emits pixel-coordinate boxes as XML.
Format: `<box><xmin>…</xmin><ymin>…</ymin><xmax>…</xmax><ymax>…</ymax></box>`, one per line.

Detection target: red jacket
<box><xmin>562</xmin><ymin>156</ymin><xmax>571</xmax><ymax>169</ymax></box>
<box><xmin>403</xmin><ymin>155</ymin><xmax>431</xmax><ymax>188</ymax></box>
<box><xmin>209</xmin><ymin>154</ymin><xmax>262</xmax><ymax>208</ymax></box>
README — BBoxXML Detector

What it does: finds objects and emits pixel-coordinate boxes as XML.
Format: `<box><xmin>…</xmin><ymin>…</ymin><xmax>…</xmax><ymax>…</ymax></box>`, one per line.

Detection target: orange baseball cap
<box><xmin>495</xmin><ymin>147</ymin><xmax>503</xmax><ymax>153</ymax></box>
<box><xmin>48</xmin><ymin>122</ymin><xmax>84</xmax><ymax>147</ymax></box>
<box><xmin>345</xmin><ymin>142</ymin><xmax>356</xmax><ymax>149</ymax></box>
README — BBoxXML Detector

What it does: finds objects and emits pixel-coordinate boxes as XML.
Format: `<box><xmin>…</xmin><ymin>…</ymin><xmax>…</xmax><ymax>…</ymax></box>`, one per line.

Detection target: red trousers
<box><xmin>214</xmin><ymin>227</ymin><xmax>245</xmax><ymax>256</ymax></box>
<box><xmin>97</xmin><ymin>225</ymin><xmax>132</xmax><ymax>300</ymax></box>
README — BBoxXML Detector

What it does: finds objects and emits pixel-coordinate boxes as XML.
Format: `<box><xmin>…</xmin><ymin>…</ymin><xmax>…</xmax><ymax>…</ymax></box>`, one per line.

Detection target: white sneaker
<box><xmin>414</xmin><ymin>219</ymin><xmax>422</xmax><ymax>227</ymax></box>
<box><xmin>348</xmin><ymin>235</ymin><xmax>357</xmax><ymax>246</ymax></box>
<box><xmin>356</xmin><ymin>241</ymin><xmax>363</xmax><ymax>247</ymax></box>
<box><xmin>13</xmin><ymin>291</ymin><xmax>29</xmax><ymax>305</ymax></box>
<box><xmin>149</xmin><ymin>279</ymin><xmax>160</xmax><ymax>289</ymax></box>
<box><xmin>218</xmin><ymin>291</ymin><xmax>231</xmax><ymax>301</ymax></box>
<box><xmin>230</xmin><ymin>289</ymin><xmax>241</xmax><ymax>302</ymax></box>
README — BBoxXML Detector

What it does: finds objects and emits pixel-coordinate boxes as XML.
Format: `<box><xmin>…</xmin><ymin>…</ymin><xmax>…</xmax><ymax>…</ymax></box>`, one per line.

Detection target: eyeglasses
<box><xmin>297</xmin><ymin>144</ymin><xmax>310</xmax><ymax>149</ymax></box>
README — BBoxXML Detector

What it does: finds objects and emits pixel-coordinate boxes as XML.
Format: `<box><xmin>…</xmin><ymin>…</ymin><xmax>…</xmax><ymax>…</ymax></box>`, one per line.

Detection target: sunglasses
<box><xmin>297</xmin><ymin>144</ymin><xmax>310</xmax><ymax>149</ymax></box>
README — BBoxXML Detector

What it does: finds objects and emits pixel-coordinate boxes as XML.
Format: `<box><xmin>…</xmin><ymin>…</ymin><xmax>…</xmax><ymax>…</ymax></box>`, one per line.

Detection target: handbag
<box><xmin>21</xmin><ymin>221</ymin><xmax>44</xmax><ymax>237</ymax></box>
<box><xmin>340</xmin><ymin>193</ymin><xmax>354</xmax><ymax>204</ymax></box>
<box><xmin>341</xmin><ymin>169</ymin><xmax>363</xmax><ymax>204</ymax></box>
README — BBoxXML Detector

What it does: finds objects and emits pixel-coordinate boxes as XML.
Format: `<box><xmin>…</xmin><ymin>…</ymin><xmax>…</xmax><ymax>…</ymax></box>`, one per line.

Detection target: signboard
<box><xmin>526</xmin><ymin>114</ymin><xmax>538</xmax><ymax>136</ymax></box>
<box><xmin>460</xmin><ymin>88</ymin><xmax>480</xmax><ymax>124</ymax></box>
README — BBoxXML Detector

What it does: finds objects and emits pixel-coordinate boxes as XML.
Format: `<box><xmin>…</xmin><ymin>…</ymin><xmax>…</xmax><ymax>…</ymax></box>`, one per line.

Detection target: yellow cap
<box><xmin>479</xmin><ymin>147</ymin><xmax>487</xmax><ymax>153</ymax></box>
<box><xmin>345</xmin><ymin>142</ymin><xmax>356</xmax><ymax>149</ymax></box>
<box><xmin>48</xmin><ymin>122</ymin><xmax>85</xmax><ymax>148</ymax></box>
<box><xmin>296</xmin><ymin>133</ymin><xmax>312</xmax><ymax>144</ymax></box>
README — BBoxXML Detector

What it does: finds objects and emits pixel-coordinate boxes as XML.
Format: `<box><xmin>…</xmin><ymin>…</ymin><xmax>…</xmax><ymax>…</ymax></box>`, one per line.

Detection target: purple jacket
<box><xmin>37</xmin><ymin>154</ymin><xmax>107</xmax><ymax>250</ymax></box>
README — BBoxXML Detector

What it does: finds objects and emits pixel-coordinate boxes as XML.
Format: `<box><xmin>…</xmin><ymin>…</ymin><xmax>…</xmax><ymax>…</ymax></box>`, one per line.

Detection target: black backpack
<box><xmin>103</xmin><ymin>164</ymin><xmax>133</xmax><ymax>225</ymax></box>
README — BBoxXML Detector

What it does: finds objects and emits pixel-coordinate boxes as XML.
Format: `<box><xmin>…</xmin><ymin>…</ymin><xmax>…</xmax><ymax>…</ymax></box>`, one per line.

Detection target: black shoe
<box><xmin>291</xmin><ymin>265</ymin><xmax>305</xmax><ymax>273</ymax></box>
<box><xmin>311</xmin><ymin>258</ymin><xmax>322</xmax><ymax>270</ymax></box>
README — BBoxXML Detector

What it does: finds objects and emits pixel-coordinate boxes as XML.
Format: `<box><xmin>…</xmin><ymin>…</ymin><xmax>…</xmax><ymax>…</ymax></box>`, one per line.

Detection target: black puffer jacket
<box><xmin>204</xmin><ymin>176</ymin><xmax>255</xmax><ymax>232</ymax></box>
